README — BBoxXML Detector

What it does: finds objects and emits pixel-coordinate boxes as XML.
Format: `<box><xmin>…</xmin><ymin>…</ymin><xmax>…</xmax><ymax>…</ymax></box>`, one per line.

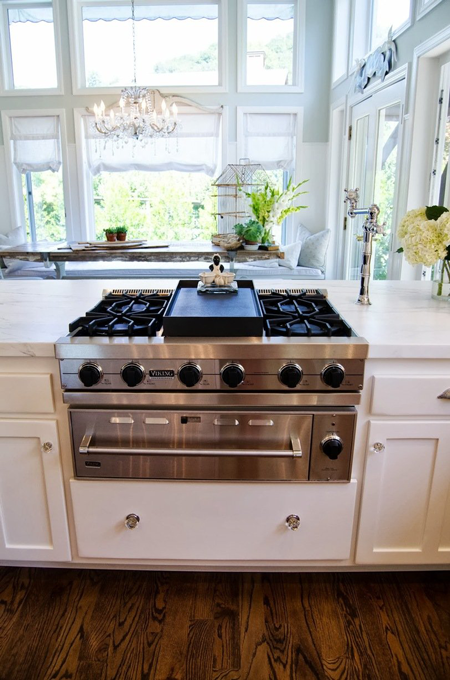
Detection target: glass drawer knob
<box><xmin>286</xmin><ymin>514</ymin><xmax>301</xmax><ymax>531</ymax></box>
<box><xmin>42</xmin><ymin>441</ymin><xmax>53</xmax><ymax>453</ymax></box>
<box><xmin>373</xmin><ymin>442</ymin><xmax>385</xmax><ymax>452</ymax></box>
<box><xmin>125</xmin><ymin>513</ymin><xmax>140</xmax><ymax>530</ymax></box>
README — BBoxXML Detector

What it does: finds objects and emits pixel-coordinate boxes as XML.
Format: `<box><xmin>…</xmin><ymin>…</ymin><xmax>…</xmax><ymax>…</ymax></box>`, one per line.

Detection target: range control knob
<box><xmin>321</xmin><ymin>363</ymin><xmax>345</xmax><ymax>389</ymax></box>
<box><xmin>178</xmin><ymin>363</ymin><xmax>202</xmax><ymax>387</ymax></box>
<box><xmin>78</xmin><ymin>362</ymin><xmax>102</xmax><ymax>387</ymax></box>
<box><xmin>321</xmin><ymin>435</ymin><xmax>344</xmax><ymax>460</ymax></box>
<box><xmin>279</xmin><ymin>363</ymin><xmax>303</xmax><ymax>388</ymax></box>
<box><xmin>221</xmin><ymin>363</ymin><xmax>245</xmax><ymax>388</ymax></box>
<box><xmin>121</xmin><ymin>363</ymin><xmax>145</xmax><ymax>387</ymax></box>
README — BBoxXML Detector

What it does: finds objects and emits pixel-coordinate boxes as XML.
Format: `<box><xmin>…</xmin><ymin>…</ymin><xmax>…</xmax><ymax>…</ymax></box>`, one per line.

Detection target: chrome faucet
<box><xmin>344</xmin><ymin>188</ymin><xmax>385</xmax><ymax>305</ymax></box>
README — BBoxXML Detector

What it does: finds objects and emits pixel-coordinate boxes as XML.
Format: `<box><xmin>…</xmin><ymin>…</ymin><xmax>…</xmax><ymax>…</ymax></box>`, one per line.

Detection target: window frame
<box><xmin>0</xmin><ymin>109</ymin><xmax>74</xmax><ymax>241</ymax></box>
<box><xmin>416</xmin><ymin>0</ymin><xmax>444</xmax><ymax>21</ymax></box>
<box><xmin>331</xmin><ymin>0</ymin><xmax>351</xmax><ymax>88</ymax></box>
<box><xmin>0</xmin><ymin>0</ymin><xmax>63</xmax><ymax>95</ymax></box>
<box><xmin>369</xmin><ymin>0</ymin><xmax>413</xmax><ymax>52</ymax></box>
<box><xmin>68</xmin><ymin>0</ymin><xmax>229</xmax><ymax>95</ymax></box>
<box><xmin>237</xmin><ymin>0</ymin><xmax>305</xmax><ymax>93</ymax></box>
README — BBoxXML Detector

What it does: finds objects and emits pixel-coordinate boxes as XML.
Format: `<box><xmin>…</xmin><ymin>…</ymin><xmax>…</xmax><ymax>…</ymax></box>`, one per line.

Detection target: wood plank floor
<box><xmin>0</xmin><ymin>568</ymin><xmax>449</xmax><ymax>680</ymax></box>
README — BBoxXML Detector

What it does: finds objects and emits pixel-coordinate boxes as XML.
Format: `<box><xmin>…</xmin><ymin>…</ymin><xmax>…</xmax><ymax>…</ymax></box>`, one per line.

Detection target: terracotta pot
<box><xmin>105</xmin><ymin>233</ymin><xmax>117</xmax><ymax>242</ymax></box>
<box><xmin>116</xmin><ymin>232</ymin><xmax>127</xmax><ymax>241</ymax></box>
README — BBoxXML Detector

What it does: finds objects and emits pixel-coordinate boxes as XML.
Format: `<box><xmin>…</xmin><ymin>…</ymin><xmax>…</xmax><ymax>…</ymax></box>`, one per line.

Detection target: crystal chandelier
<box><xmin>93</xmin><ymin>0</ymin><xmax>178</xmax><ymax>145</ymax></box>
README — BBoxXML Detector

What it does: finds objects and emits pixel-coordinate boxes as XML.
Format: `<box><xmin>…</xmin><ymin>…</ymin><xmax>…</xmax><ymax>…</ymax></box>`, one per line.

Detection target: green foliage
<box><xmin>93</xmin><ymin>171</ymin><xmax>216</xmax><ymax>241</ymax></box>
<box><xmin>426</xmin><ymin>205</ymin><xmax>449</xmax><ymax>221</ymax></box>
<box><xmin>22</xmin><ymin>171</ymin><xmax>66</xmax><ymax>242</ymax></box>
<box><xmin>115</xmin><ymin>226</ymin><xmax>128</xmax><ymax>233</ymax></box>
<box><xmin>234</xmin><ymin>220</ymin><xmax>263</xmax><ymax>242</ymax></box>
<box><xmin>248</xmin><ymin>33</ymin><xmax>293</xmax><ymax>80</ymax></box>
<box><xmin>154</xmin><ymin>43</ymin><xmax>218</xmax><ymax>74</ymax></box>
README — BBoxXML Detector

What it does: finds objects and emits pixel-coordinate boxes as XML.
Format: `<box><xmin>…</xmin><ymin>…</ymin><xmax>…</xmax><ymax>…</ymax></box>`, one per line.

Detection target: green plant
<box><xmin>238</xmin><ymin>177</ymin><xmax>308</xmax><ymax>243</ymax></box>
<box><xmin>104</xmin><ymin>227</ymin><xmax>116</xmax><ymax>235</ymax></box>
<box><xmin>234</xmin><ymin>220</ymin><xmax>263</xmax><ymax>242</ymax></box>
<box><xmin>115</xmin><ymin>226</ymin><xmax>128</xmax><ymax>233</ymax></box>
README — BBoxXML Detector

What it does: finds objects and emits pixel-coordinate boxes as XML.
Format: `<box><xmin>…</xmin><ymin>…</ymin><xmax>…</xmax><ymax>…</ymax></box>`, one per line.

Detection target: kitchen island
<box><xmin>0</xmin><ymin>278</ymin><xmax>449</xmax><ymax>570</ymax></box>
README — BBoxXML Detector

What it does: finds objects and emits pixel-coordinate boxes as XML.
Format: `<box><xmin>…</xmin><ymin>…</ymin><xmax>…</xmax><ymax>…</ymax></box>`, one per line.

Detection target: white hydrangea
<box><xmin>397</xmin><ymin>207</ymin><xmax>450</xmax><ymax>267</ymax></box>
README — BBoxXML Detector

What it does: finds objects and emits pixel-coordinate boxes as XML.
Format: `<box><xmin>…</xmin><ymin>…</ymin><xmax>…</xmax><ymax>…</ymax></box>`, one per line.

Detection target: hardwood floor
<box><xmin>0</xmin><ymin>568</ymin><xmax>449</xmax><ymax>680</ymax></box>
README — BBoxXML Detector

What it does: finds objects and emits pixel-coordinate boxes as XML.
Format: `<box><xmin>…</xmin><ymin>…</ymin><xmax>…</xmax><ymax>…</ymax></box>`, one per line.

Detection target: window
<box><xmin>238</xmin><ymin>0</ymin><xmax>304</xmax><ymax>91</ymax></box>
<box><xmin>416</xmin><ymin>0</ymin><xmax>444</xmax><ymax>21</ymax></box>
<box><xmin>9</xmin><ymin>115</ymin><xmax>66</xmax><ymax>242</ymax></box>
<box><xmin>332</xmin><ymin>0</ymin><xmax>350</xmax><ymax>85</ymax></box>
<box><xmin>80</xmin><ymin>106</ymin><xmax>222</xmax><ymax>241</ymax></box>
<box><xmin>237</xmin><ymin>107</ymin><xmax>303</xmax><ymax>243</ymax></box>
<box><xmin>371</xmin><ymin>0</ymin><xmax>411</xmax><ymax>49</ymax></box>
<box><xmin>74</xmin><ymin>1</ymin><xmax>223</xmax><ymax>90</ymax></box>
<box><xmin>0</xmin><ymin>2</ymin><xmax>59</xmax><ymax>91</ymax></box>
<box><xmin>93</xmin><ymin>171</ymin><xmax>215</xmax><ymax>241</ymax></box>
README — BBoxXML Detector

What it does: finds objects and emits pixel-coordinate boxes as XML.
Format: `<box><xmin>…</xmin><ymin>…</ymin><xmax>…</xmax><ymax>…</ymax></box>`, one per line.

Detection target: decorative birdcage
<box><xmin>212</xmin><ymin>159</ymin><xmax>271</xmax><ymax>235</ymax></box>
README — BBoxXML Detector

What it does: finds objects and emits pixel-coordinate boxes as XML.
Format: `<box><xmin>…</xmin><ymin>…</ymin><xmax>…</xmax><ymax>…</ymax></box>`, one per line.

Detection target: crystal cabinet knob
<box><xmin>42</xmin><ymin>441</ymin><xmax>53</xmax><ymax>453</ymax></box>
<box><xmin>285</xmin><ymin>514</ymin><xmax>301</xmax><ymax>531</ymax></box>
<box><xmin>125</xmin><ymin>513</ymin><xmax>140</xmax><ymax>530</ymax></box>
<box><xmin>373</xmin><ymin>442</ymin><xmax>385</xmax><ymax>452</ymax></box>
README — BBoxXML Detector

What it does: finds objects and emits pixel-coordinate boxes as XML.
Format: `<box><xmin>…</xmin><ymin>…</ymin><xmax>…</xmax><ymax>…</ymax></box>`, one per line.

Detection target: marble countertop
<box><xmin>0</xmin><ymin>279</ymin><xmax>449</xmax><ymax>359</ymax></box>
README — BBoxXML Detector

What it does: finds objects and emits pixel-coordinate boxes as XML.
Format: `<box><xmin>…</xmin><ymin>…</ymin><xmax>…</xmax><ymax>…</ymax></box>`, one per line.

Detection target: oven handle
<box><xmin>78</xmin><ymin>434</ymin><xmax>302</xmax><ymax>458</ymax></box>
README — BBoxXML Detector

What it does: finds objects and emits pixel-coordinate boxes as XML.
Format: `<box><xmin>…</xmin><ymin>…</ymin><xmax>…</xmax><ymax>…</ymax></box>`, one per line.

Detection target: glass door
<box><xmin>345</xmin><ymin>79</ymin><xmax>405</xmax><ymax>280</ymax></box>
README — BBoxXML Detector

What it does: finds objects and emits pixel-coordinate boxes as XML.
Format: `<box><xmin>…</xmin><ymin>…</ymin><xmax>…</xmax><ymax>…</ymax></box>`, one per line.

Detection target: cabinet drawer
<box><xmin>0</xmin><ymin>374</ymin><xmax>54</xmax><ymax>414</ymax></box>
<box><xmin>371</xmin><ymin>375</ymin><xmax>450</xmax><ymax>416</ymax></box>
<box><xmin>70</xmin><ymin>479</ymin><xmax>357</xmax><ymax>562</ymax></box>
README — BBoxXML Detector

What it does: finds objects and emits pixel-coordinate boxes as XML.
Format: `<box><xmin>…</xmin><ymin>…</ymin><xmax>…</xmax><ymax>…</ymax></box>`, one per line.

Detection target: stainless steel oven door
<box><xmin>70</xmin><ymin>408</ymin><xmax>313</xmax><ymax>481</ymax></box>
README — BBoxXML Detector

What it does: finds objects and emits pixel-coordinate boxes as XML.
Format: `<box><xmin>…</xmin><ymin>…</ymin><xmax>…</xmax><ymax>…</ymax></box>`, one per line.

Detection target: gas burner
<box><xmin>259</xmin><ymin>290</ymin><xmax>353</xmax><ymax>337</ymax></box>
<box><xmin>69</xmin><ymin>291</ymin><xmax>171</xmax><ymax>337</ymax></box>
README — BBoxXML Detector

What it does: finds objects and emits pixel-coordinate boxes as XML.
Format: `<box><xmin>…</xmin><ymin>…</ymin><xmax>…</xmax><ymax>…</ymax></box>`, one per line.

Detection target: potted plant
<box><xmin>116</xmin><ymin>226</ymin><xmax>128</xmax><ymax>242</ymax></box>
<box><xmin>234</xmin><ymin>220</ymin><xmax>263</xmax><ymax>249</ymax></box>
<box><xmin>104</xmin><ymin>228</ymin><xmax>117</xmax><ymax>242</ymax></box>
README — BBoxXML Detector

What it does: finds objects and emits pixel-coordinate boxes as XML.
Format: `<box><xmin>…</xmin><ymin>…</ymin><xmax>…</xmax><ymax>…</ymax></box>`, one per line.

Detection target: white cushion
<box><xmin>298</xmin><ymin>229</ymin><xmax>330</xmax><ymax>271</ymax></box>
<box><xmin>295</xmin><ymin>224</ymin><xmax>312</xmax><ymax>244</ymax></box>
<box><xmin>243</xmin><ymin>259</ymin><xmax>279</xmax><ymax>268</ymax></box>
<box><xmin>279</xmin><ymin>241</ymin><xmax>302</xmax><ymax>269</ymax></box>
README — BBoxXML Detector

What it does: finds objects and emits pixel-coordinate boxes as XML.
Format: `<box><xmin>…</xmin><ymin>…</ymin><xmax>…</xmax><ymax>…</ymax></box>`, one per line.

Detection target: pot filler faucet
<box><xmin>344</xmin><ymin>188</ymin><xmax>386</xmax><ymax>305</ymax></box>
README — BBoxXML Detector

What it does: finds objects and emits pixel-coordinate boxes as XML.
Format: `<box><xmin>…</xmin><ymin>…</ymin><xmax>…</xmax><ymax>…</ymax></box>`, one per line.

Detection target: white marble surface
<box><xmin>0</xmin><ymin>279</ymin><xmax>449</xmax><ymax>359</ymax></box>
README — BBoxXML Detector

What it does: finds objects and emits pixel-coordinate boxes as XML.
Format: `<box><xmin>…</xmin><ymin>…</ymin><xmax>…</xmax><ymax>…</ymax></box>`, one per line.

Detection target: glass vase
<box><xmin>431</xmin><ymin>258</ymin><xmax>450</xmax><ymax>300</ymax></box>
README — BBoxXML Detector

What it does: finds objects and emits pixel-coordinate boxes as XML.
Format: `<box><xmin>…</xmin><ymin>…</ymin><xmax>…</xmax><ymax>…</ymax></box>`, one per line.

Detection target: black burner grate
<box><xmin>258</xmin><ymin>290</ymin><xmax>353</xmax><ymax>337</ymax></box>
<box><xmin>69</xmin><ymin>291</ymin><xmax>171</xmax><ymax>337</ymax></box>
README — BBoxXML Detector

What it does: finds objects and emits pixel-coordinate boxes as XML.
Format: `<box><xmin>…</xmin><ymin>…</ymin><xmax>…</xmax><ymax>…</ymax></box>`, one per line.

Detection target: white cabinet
<box><xmin>356</xmin><ymin>420</ymin><xmax>450</xmax><ymax>564</ymax></box>
<box><xmin>0</xmin><ymin>419</ymin><xmax>71</xmax><ymax>561</ymax></box>
<box><xmin>70</xmin><ymin>479</ymin><xmax>357</xmax><ymax>562</ymax></box>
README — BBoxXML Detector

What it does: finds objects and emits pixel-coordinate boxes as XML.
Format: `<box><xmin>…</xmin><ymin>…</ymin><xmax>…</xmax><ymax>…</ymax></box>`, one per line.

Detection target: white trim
<box><xmin>331</xmin><ymin>0</ymin><xmax>350</xmax><ymax>88</ymax></box>
<box><xmin>416</xmin><ymin>0</ymin><xmax>444</xmax><ymax>21</ymax></box>
<box><xmin>0</xmin><ymin>0</ymin><xmax>64</xmax><ymax>96</ymax></box>
<box><xmin>69</xmin><ymin>0</ymin><xmax>228</xmax><ymax>95</ymax></box>
<box><xmin>237</xmin><ymin>0</ymin><xmax>305</xmax><ymax>94</ymax></box>
<box><xmin>0</xmin><ymin>108</ymin><xmax>74</xmax><ymax>241</ymax></box>
<box><xmin>348</xmin><ymin>63</ymin><xmax>409</xmax><ymax>108</ymax></box>
<box><xmin>327</xmin><ymin>95</ymin><xmax>348</xmax><ymax>279</ymax></box>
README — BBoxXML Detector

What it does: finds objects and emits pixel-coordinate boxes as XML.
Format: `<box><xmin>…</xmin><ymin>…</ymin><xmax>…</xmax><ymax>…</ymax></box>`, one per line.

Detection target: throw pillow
<box><xmin>0</xmin><ymin>226</ymin><xmax>23</xmax><ymax>246</ymax></box>
<box><xmin>279</xmin><ymin>241</ymin><xmax>302</xmax><ymax>269</ymax></box>
<box><xmin>295</xmin><ymin>223</ymin><xmax>312</xmax><ymax>244</ymax></box>
<box><xmin>298</xmin><ymin>229</ymin><xmax>330</xmax><ymax>271</ymax></box>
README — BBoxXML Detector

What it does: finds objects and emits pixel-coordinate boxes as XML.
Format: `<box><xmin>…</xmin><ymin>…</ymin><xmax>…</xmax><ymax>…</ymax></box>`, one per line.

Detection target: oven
<box><xmin>57</xmin><ymin>286</ymin><xmax>368</xmax><ymax>483</ymax></box>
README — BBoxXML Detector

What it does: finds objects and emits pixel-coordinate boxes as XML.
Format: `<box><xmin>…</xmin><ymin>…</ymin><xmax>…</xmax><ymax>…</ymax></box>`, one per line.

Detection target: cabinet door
<box><xmin>356</xmin><ymin>420</ymin><xmax>450</xmax><ymax>564</ymax></box>
<box><xmin>0</xmin><ymin>419</ymin><xmax>71</xmax><ymax>561</ymax></box>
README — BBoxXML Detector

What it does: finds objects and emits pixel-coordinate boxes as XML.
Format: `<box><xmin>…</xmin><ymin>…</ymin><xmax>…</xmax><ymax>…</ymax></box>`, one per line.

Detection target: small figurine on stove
<box><xmin>198</xmin><ymin>254</ymin><xmax>237</xmax><ymax>292</ymax></box>
<box><xmin>209</xmin><ymin>254</ymin><xmax>225</xmax><ymax>284</ymax></box>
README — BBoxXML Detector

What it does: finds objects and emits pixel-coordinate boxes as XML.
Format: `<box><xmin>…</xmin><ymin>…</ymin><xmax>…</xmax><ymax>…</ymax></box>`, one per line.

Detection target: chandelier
<box><xmin>93</xmin><ymin>0</ymin><xmax>178</xmax><ymax>145</ymax></box>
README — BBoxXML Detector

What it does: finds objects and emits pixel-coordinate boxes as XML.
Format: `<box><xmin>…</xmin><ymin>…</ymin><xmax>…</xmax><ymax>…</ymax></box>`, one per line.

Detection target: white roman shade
<box><xmin>10</xmin><ymin>116</ymin><xmax>62</xmax><ymax>173</ymax></box>
<box><xmin>83</xmin><ymin>111</ymin><xmax>222</xmax><ymax>176</ymax></box>
<box><xmin>242</xmin><ymin>112</ymin><xmax>298</xmax><ymax>170</ymax></box>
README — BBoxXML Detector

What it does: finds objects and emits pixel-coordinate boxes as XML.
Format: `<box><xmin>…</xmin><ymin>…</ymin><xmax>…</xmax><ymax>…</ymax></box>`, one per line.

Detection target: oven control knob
<box><xmin>279</xmin><ymin>363</ymin><xmax>303</xmax><ymax>388</ymax></box>
<box><xmin>221</xmin><ymin>363</ymin><xmax>245</xmax><ymax>388</ymax></box>
<box><xmin>321</xmin><ymin>435</ymin><xmax>344</xmax><ymax>460</ymax></box>
<box><xmin>78</xmin><ymin>362</ymin><xmax>102</xmax><ymax>387</ymax></box>
<box><xmin>121</xmin><ymin>363</ymin><xmax>145</xmax><ymax>387</ymax></box>
<box><xmin>321</xmin><ymin>364</ymin><xmax>345</xmax><ymax>388</ymax></box>
<box><xmin>178</xmin><ymin>363</ymin><xmax>202</xmax><ymax>387</ymax></box>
